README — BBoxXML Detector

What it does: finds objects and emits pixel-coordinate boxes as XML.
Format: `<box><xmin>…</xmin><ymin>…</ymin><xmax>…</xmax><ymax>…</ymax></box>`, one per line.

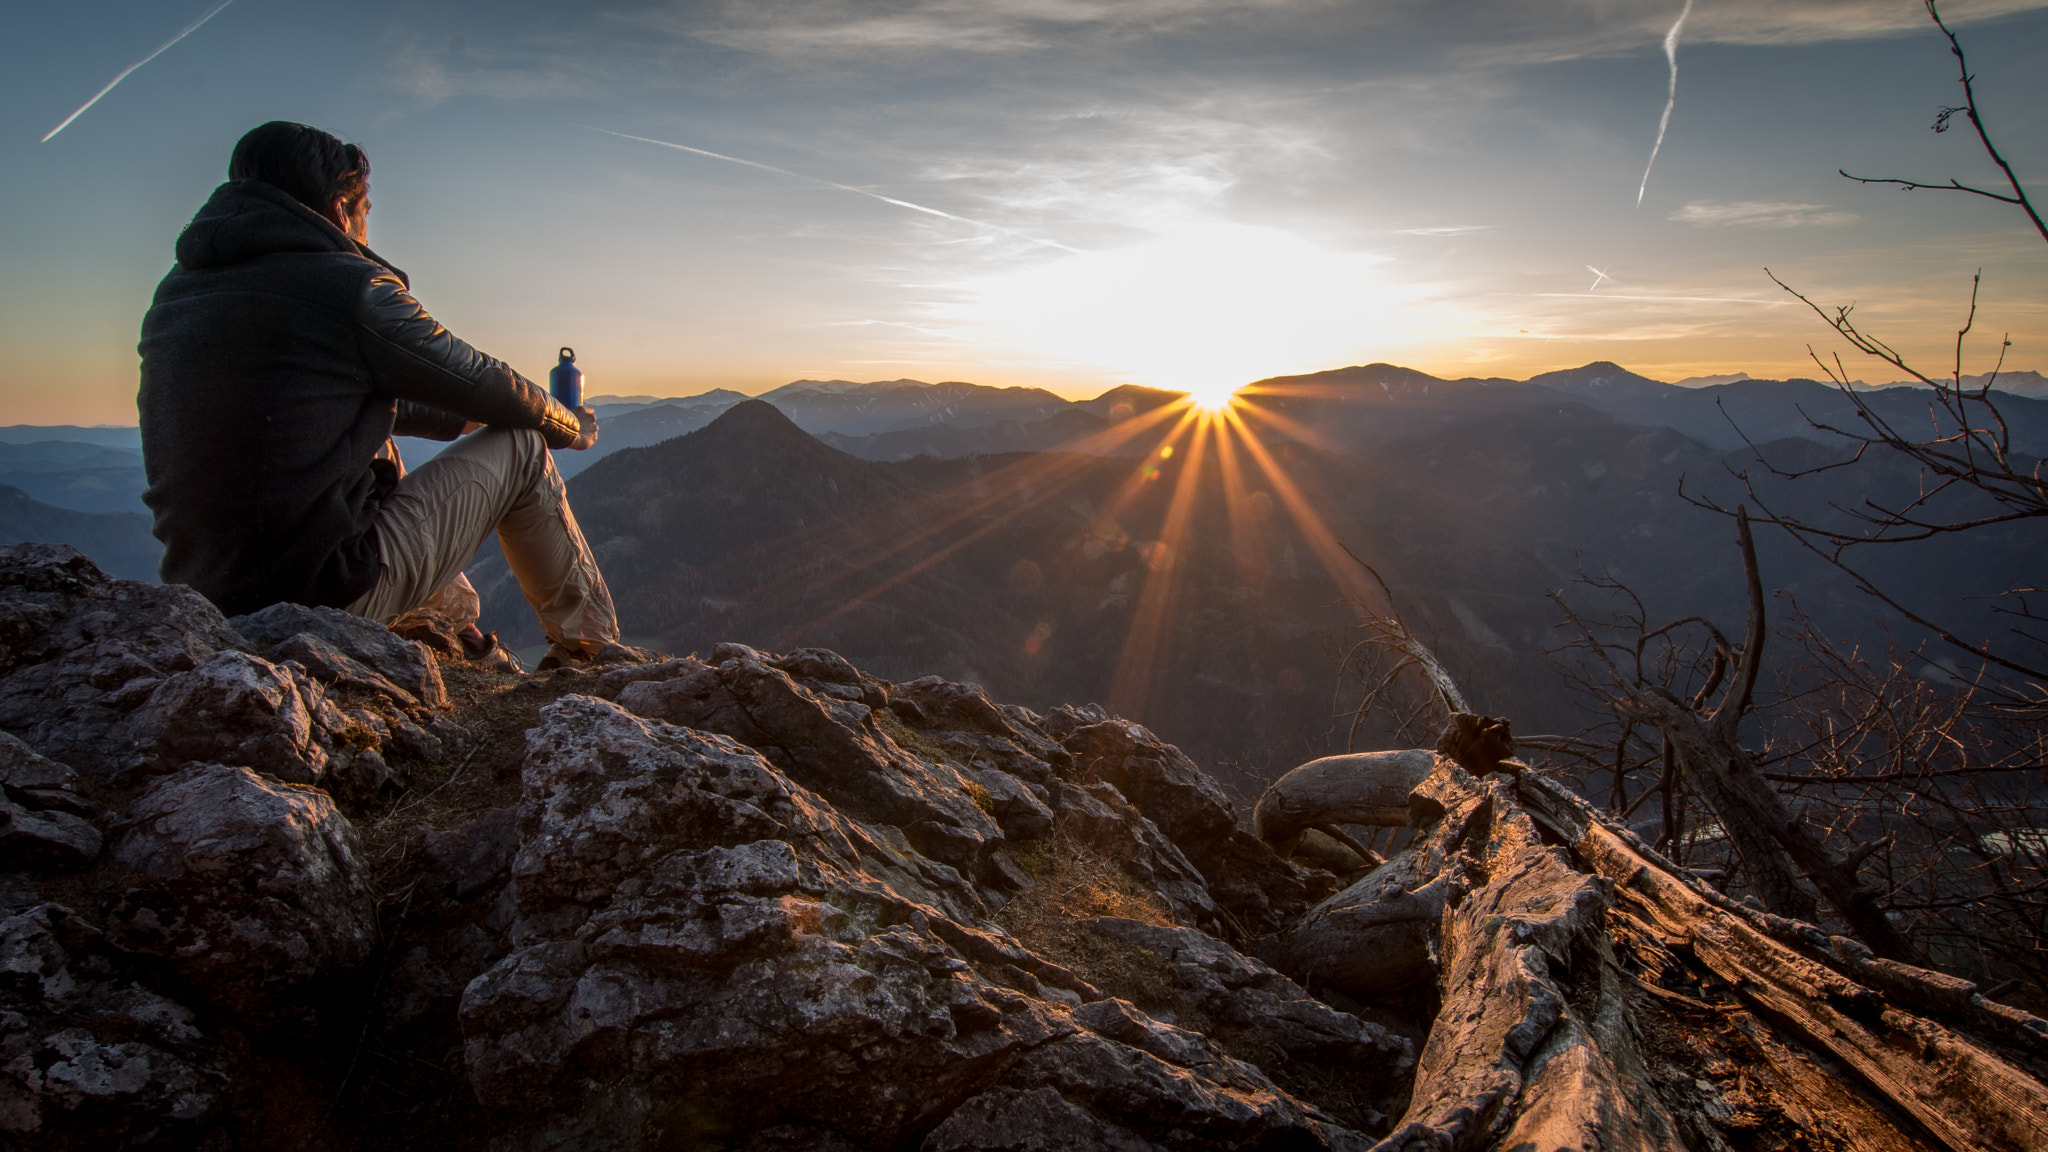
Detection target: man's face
<box><xmin>341</xmin><ymin>189</ymin><xmax>370</xmax><ymax>244</ymax></box>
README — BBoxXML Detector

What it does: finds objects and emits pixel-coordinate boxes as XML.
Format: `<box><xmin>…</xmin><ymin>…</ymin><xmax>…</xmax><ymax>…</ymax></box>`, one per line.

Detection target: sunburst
<box><xmin>747</xmin><ymin>381</ymin><xmax>1388</xmax><ymax>724</ymax></box>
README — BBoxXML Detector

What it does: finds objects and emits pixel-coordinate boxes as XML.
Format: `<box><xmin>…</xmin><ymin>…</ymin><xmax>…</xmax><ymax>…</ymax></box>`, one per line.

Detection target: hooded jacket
<box><xmin>138</xmin><ymin>179</ymin><xmax>582</xmax><ymax>616</ymax></box>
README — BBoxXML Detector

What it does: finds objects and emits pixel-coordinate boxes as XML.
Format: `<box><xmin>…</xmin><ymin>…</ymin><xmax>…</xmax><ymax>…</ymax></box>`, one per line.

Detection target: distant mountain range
<box><xmin>15</xmin><ymin>364</ymin><xmax>2041</xmax><ymax>498</ymax></box>
<box><xmin>6</xmin><ymin>361</ymin><xmax>2041</xmax><ymax>771</ymax></box>
<box><xmin>574</xmin><ymin>361</ymin><xmax>2048</xmax><ymax>475</ymax></box>
<box><xmin>0</xmin><ymin>485</ymin><xmax>159</xmax><ymax>582</ymax></box>
<box><xmin>464</xmin><ymin>391</ymin><xmax>2041</xmax><ymax>779</ymax></box>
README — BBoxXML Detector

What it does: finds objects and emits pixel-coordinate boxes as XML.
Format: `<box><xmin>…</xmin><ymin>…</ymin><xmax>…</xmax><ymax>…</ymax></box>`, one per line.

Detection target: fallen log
<box><xmin>1252</xmin><ymin>748</ymin><xmax>1434</xmax><ymax>858</ymax></box>
<box><xmin>1266</xmin><ymin>752</ymin><xmax>2048</xmax><ymax>1151</ymax></box>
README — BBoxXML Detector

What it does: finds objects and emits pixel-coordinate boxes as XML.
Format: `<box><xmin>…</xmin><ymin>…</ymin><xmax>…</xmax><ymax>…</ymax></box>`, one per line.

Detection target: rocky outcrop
<box><xmin>1064</xmin><ymin>720</ymin><xmax>1325</xmax><ymax>936</ymax></box>
<box><xmin>0</xmin><ymin>544</ymin><xmax>463</xmax><ymax>805</ymax></box>
<box><xmin>1088</xmin><ymin>917</ymin><xmax>1409</xmax><ymax>1068</ymax></box>
<box><xmin>0</xmin><ymin>544</ymin><xmax>243</xmax><ymax>781</ymax></box>
<box><xmin>1</xmin><ymin>757</ymin><xmax>375</xmax><ymax>1147</ymax></box>
<box><xmin>0</xmin><ymin>735</ymin><xmax>99</xmax><ymax>871</ymax></box>
<box><xmin>455</xmin><ymin>695</ymin><xmax>1378</xmax><ymax>1151</ymax></box>
<box><xmin>0</xmin><ymin>903</ymin><xmax>230</xmax><ymax>1150</ymax></box>
<box><xmin>617</xmin><ymin>644</ymin><xmax>1007</xmax><ymax>882</ymax></box>
<box><xmin>229</xmin><ymin>600</ymin><xmax>448</xmax><ymax>710</ymax></box>
<box><xmin>2</xmin><ymin>546</ymin><xmax>2042</xmax><ymax>1152</ymax></box>
<box><xmin>105</xmin><ymin>763</ymin><xmax>375</xmax><ymax>1022</ymax></box>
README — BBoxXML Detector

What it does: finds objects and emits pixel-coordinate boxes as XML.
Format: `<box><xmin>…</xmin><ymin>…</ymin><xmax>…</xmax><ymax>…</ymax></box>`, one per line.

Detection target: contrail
<box><xmin>1635</xmin><ymin>0</ymin><xmax>1694</xmax><ymax>208</ymax></box>
<box><xmin>580</xmin><ymin>124</ymin><xmax>1078</xmax><ymax>253</ymax></box>
<box><xmin>1587</xmin><ymin>264</ymin><xmax>1614</xmax><ymax>290</ymax></box>
<box><xmin>41</xmin><ymin>0</ymin><xmax>238</xmax><ymax>142</ymax></box>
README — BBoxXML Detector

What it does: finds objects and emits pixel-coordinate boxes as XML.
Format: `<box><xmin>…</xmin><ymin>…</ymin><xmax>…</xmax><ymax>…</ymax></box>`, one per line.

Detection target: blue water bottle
<box><xmin>549</xmin><ymin>347</ymin><xmax>582</xmax><ymax>408</ymax></box>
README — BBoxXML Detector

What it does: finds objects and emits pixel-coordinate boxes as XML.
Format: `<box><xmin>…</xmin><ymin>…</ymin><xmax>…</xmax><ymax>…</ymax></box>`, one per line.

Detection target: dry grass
<box><xmin>873</xmin><ymin>707</ymin><xmax>957</xmax><ymax>764</ymax></box>
<box><xmin>992</xmin><ymin>831</ymin><xmax>1411</xmax><ymax>1136</ymax></box>
<box><xmin>994</xmin><ymin>833</ymin><xmax>1184</xmax><ymax>1013</ymax></box>
<box><xmin>356</xmin><ymin>663</ymin><xmax>594</xmax><ymax>898</ymax></box>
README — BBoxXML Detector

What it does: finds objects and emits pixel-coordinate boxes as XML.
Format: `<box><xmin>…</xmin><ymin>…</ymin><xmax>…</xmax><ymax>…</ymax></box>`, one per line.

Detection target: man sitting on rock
<box><xmin>139</xmin><ymin>121</ymin><xmax>620</xmax><ymax>671</ymax></box>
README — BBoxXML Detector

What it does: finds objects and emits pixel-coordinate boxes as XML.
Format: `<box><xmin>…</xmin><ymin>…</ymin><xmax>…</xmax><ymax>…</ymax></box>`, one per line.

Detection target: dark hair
<box><xmin>228</xmin><ymin>121</ymin><xmax>369</xmax><ymax>214</ymax></box>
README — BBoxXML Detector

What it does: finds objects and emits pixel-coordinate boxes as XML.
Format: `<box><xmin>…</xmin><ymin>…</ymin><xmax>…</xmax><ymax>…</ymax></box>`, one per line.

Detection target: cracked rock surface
<box><xmin>5</xmin><ymin>547</ymin><xmax>2040</xmax><ymax>1151</ymax></box>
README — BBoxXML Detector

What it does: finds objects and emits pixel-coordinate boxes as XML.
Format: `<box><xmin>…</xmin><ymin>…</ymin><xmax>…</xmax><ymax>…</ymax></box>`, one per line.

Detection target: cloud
<box><xmin>1668</xmin><ymin>200</ymin><xmax>1859</xmax><ymax>228</ymax></box>
<box><xmin>665</xmin><ymin>0</ymin><xmax>2048</xmax><ymax>65</ymax></box>
<box><xmin>682</xmin><ymin>0</ymin><xmax>1342</xmax><ymax>57</ymax></box>
<box><xmin>384</xmin><ymin>39</ymin><xmax>589</xmax><ymax>104</ymax></box>
<box><xmin>910</xmin><ymin>94</ymin><xmax>1336</xmax><ymax>239</ymax></box>
<box><xmin>1396</xmin><ymin>224</ymin><xmax>1498</xmax><ymax>236</ymax></box>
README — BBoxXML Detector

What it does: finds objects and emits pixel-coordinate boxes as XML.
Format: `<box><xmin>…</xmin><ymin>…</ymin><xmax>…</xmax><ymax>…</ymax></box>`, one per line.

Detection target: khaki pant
<box><xmin>346</xmin><ymin>427</ymin><xmax>618</xmax><ymax>657</ymax></box>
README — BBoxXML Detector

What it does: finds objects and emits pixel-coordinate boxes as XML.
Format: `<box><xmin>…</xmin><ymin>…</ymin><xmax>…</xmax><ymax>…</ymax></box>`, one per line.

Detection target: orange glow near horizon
<box><xmin>1185</xmin><ymin>382</ymin><xmax>1242</xmax><ymax>410</ymax></box>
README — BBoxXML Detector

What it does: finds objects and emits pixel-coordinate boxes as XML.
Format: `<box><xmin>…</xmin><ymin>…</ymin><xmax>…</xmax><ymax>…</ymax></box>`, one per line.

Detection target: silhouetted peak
<box><xmin>698</xmin><ymin>398</ymin><xmax>824</xmax><ymax>443</ymax></box>
<box><xmin>1525</xmin><ymin>362</ymin><xmax>1668</xmax><ymax>395</ymax></box>
<box><xmin>1075</xmin><ymin>384</ymin><xmax>1186</xmax><ymax>420</ymax></box>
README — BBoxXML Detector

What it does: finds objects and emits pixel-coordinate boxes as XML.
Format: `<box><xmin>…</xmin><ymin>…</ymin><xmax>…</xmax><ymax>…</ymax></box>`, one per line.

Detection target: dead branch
<box><xmin>1549</xmin><ymin>513</ymin><xmax>1921</xmax><ymax>960</ymax></box>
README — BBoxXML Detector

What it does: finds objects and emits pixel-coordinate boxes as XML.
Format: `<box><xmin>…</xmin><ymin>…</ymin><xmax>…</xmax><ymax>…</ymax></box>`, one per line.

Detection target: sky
<box><xmin>4</xmin><ymin>0</ymin><xmax>2047</xmax><ymax>425</ymax></box>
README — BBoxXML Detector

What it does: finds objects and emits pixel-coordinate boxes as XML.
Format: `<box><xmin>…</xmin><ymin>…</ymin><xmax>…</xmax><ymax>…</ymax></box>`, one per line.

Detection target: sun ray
<box><xmin>1086</xmin><ymin>404</ymin><xmax>1203</xmax><ymax>538</ymax></box>
<box><xmin>1208</xmin><ymin>408</ymin><xmax>1266</xmax><ymax>586</ymax></box>
<box><xmin>1109</xmin><ymin>409</ymin><xmax>1214</xmax><ymax>717</ymax></box>
<box><xmin>763</xmin><ymin>398</ymin><xmax>1201</xmax><ymax>643</ymax></box>
<box><xmin>729</xmin><ymin>395</ymin><xmax>1188</xmax><ymax>589</ymax></box>
<box><xmin>1229</xmin><ymin>399</ymin><xmax>1347</xmax><ymax>454</ymax></box>
<box><xmin>1222</xmin><ymin>405</ymin><xmax>1386</xmax><ymax>616</ymax></box>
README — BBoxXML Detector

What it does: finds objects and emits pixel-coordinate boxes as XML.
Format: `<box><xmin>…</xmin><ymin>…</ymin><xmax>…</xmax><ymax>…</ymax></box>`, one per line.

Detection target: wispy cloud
<box><xmin>1534</xmin><ymin>292</ymin><xmax>1788</xmax><ymax>305</ymax></box>
<box><xmin>384</xmin><ymin>38</ymin><xmax>589</xmax><ymax>105</ymax></box>
<box><xmin>920</xmin><ymin>98</ymin><xmax>1331</xmax><ymax>236</ymax></box>
<box><xmin>1669</xmin><ymin>200</ymin><xmax>1858</xmax><ymax>228</ymax></box>
<box><xmin>684</xmin><ymin>0</ymin><xmax>1335</xmax><ymax>57</ymax></box>
<box><xmin>1396</xmin><ymin>224</ymin><xmax>1498</xmax><ymax>236</ymax></box>
<box><xmin>41</xmin><ymin>0</ymin><xmax>237</xmax><ymax>142</ymax></box>
<box><xmin>582</xmin><ymin>124</ymin><xmax>1080</xmax><ymax>252</ymax></box>
<box><xmin>674</xmin><ymin>0</ymin><xmax>2048</xmax><ymax>67</ymax></box>
<box><xmin>1636</xmin><ymin>0</ymin><xmax>1692</xmax><ymax>208</ymax></box>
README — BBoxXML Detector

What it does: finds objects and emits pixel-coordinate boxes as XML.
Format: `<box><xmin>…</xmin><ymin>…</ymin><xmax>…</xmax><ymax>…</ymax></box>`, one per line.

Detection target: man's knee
<box><xmin>444</xmin><ymin>426</ymin><xmax>553</xmax><ymax>487</ymax></box>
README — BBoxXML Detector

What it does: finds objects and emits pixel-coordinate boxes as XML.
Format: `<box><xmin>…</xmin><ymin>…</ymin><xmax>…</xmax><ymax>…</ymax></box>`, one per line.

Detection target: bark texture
<box><xmin>1274</xmin><ymin>751</ymin><xmax>2048</xmax><ymax>1152</ymax></box>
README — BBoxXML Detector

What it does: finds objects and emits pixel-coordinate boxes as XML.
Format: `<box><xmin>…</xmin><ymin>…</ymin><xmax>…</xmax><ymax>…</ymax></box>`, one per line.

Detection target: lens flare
<box><xmin>741</xmin><ymin>384</ymin><xmax>1392</xmax><ymax>726</ymax></box>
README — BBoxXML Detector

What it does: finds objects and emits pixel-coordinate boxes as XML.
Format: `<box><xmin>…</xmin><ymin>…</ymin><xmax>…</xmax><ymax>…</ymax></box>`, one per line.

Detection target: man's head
<box><xmin>229</xmin><ymin>121</ymin><xmax>371</xmax><ymax>243</ymax></box>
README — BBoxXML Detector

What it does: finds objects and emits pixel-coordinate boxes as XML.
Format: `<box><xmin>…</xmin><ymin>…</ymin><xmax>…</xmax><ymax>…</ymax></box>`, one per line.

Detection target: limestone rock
<box><xmin>970</xmin><ymin>768</ymin><xmax>1053</xmax><ymax>841</ymax></box>
<box><xmin>1089</xmin><ymin>917</ymin><xmax>1413</xmax><ymax>1067</ymax></box>
<box><xmin>272</xmin><ymin>630</ymin><xmax>422</xmax><ymax>707</ymax></box>
<box><xmin>1065</xmin><ymin>718</ymin><xmax>1324</xmax><ymax>936</ymax></box>
<box><xmin>105</xmin><ymin>763</ymin><xmax>375</xmax><ymax>1022</ymax></box>
<box><xmin>888</xmin><ymin>675</ymin><xmax>1072</xmax><ymax>781</ymax></box>
<box><xmin>0</xmin><ymin>735</ymin><xmax>99</xmax><ymax>871</ymax></box>
<box><xmin>461</xmin><ymin>696</ymin><xmax>1061</xmax><ymax>1147</ymax></box>
<box><xmin>615</xmin><ymin>648</ymin><xmax>1004</xmax><ymax>878</ymax></box>
<box><xmin>0</xmin><ymin>903</ymin><xmax>228</xmax><ymax>1150</ymax></box>
<box><xmin>1064</xmin><ymin>719</ymin><xmax>1236</xmax><ymax>849</ymax></box>
<box><xmin>117</xmin><ymin>651</ymin><xmax>332</xmax><ymax>785</ymax></box>
<box><xmin>229</xmin><ymin>600</ymin><xmax>447</xmax><ymax>710</ymax></box>
<box><xmin>1276</xmin><ymin>848</ymin><xmax>1458</xmax><ymax>999</ymax></box>
<box><xmin>590</xmin><ymin>654</ymin><xmax>712</xmax><ymax>700</ymax></box>
<box><xmin>0</xmin><ymin>545</ymin><xmax>242</xmax><ymax>781</ymax></box>
<box><xmin>1050</xmin><ymin>779</ymin><xmax>1220</xmax><ymax>929</ymax></box>
<box><xmin>458</xmin><ymin>696</ymin><xmax>1363</xmax><ymax>1152</ymax></box>
<box><xmin>386</xmin><ymin>605</ymin><xmax>466</xmax><ymax>658</ymax></box>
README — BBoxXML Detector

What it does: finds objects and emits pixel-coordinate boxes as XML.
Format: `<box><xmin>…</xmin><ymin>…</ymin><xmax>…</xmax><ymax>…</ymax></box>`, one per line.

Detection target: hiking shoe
<box><xmin>462</xmin><ymin>629</ymin><xmax>526</xmax><ymax>674</ymax></box>
<box><xmin>535</xmin><ymin>644</ymin><xmax>593</xmax><ymax>673</ymax></box>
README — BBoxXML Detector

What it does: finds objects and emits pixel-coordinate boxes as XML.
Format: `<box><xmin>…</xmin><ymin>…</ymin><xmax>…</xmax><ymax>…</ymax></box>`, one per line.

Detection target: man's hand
<box><xmin>569</xmin><ymin>406</ymin><xmax>600</xmax><ymax>451</ymax></box>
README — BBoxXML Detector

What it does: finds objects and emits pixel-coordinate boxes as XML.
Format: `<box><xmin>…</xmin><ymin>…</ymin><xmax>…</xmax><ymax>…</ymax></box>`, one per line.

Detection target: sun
<box><xmin>1185</xmin><ymin>382</ymin><xmax>1240</xmax><ymax>410</ymax></box>
<box><xmin>950</xmin><ymin>223</ymin><xmax>1428</xmax><ymax>394</ymax></box>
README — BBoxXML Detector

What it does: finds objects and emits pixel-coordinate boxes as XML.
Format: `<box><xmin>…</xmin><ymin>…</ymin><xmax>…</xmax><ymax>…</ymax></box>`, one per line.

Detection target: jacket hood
<box><xmin>173</xmin><ymin>179</ymin><xmax>405</xmax><ymax>282</ymax></box>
